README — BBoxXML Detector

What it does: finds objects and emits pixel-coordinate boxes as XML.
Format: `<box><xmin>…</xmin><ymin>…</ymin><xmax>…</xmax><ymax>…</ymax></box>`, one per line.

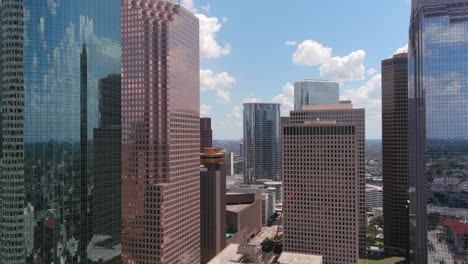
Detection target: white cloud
<box><xmin>341</xmin><ymin>74</ymin><xmax>382</xmax><ymax>138</ymax></box>
<box><xmin>197</xmin><ymin>14</ymin><xmax>231</xmax><ymax>58</ymax></box>
<box><xmin>272</xmin><ymin>83</ymin><xmax>294</xmax><ymax>116</ymax></box>
<box><xmin>200</xmin><ymin>69</ymin><xmax>236</xmax><ymax>104</ymax></box>
<box><xmin>292</xmin><ymin>39</ymin><xmax>366</xmax><ymax>82</ymax></box>
<box><xmin>292</xmin><ymin>40</ymin><xmax>332</xmax><ymax>66</ymax></box>
<box><xmin>394</xmin><ymin>44</ymin><xmax>408</xmax><ymax>55</ymax></box>
<box><xmin>366</xmin><ymin>68</ymin><xmax>377</xmax><ymax>77</ymax></box>
<box><xmin>320</xmin><ymin>50</ymin><xmax>366</xmax><ymax>82</ymax></box>
<box><xmin>200</xmin><ymin>104</ymin><xmax>213</xmax><ymax>116</ymax></box>
<box><xmin>181</xmin><ymin>0</ymin><xmax>198</xmax><ymax>13</ymax></box>
<box><xmin>201</xmin><ymin>4</ymin><xmax>211</xmax><ymax>13</ymax></box>
<box><xmin>285</xmin><ymin>40</ymin><xmax>297</xmax><ymax>46</ymax></box>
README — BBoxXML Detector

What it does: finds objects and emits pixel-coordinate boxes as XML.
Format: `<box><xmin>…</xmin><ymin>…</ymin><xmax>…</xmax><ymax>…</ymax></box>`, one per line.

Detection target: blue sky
<box><xmin>182</xmin><ymin>0</ymin><xmax>411</xmax><ymax>139</ymax></box>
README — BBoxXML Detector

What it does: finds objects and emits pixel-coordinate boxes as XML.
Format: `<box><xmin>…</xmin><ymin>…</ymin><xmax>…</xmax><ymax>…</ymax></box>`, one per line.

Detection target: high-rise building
<box><xmin>201</xmin><ymin>117</ymin><xmax>213</xmax><ymax>152</ymax></box>
<box><xmin>381</xmin><ymin>53</ymin><xmax>409</xmax><ymax>256</ymax></box>
<box><xmin>92</xmin><ymin>74</ymin><xmax>122</xmax><ymax>255</ymax></box>
<box><xmin>294</xmin><ymin>80</ymin><xmax>339</xmax><ymax>111</ymax></box>
<box><xmin>200</xmin><ymin>148</ymin><xmax>227</xmax><ymax>264</ymax></box>
<box><xmin>0</xmin><ymin>1</ymin><xmax>121</xmax><ymax>263</ymax></box>
<box><xmin>121</xmin><ymin>1</ymin><xmax>200</xmax><ymax>263</ymax></box>
<box><xmin>224</xmin><ymin>152</ymin><xmax>234</xmax><ymax>176</ymax></box>
<box><xmin>243</xmin><ymin>103</ymin><xmax>281</xmax><ymax>183</ymax></box>
<box><xmin>283</xmin><ymin>102</ymin><xmax>366</xmax><ymax>263</ymax></box>
<box><xmin>409</xmin><ymin>1</ymin><xmax>468</xmax><ymax>263</ymax></box>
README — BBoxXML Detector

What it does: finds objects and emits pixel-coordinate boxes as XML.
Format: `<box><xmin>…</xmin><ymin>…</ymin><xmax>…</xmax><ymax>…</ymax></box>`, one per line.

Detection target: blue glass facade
<box><xmin>293</xmin><ymin>80</ymin><xmax>339</xmax><ymax>111</ymax></box>
<box><xmin>0</xmin><ymin>0</ymin><xmax>121</xmax><ymax>263</ymax></box>
<box><xmin>410</xmin><ymin>1</ymin><xmax>468</xmax><ymax>263</ymax></box>
<box><xmin>243</xmin><ymin>103</ymin><xmax>281</xmax><ymax>183</ymax></box>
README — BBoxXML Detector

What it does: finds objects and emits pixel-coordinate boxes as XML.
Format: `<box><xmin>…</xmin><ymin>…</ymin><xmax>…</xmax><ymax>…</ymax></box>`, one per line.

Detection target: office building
<box><xmin>201</xmin><ymin>117</ymin><xmax>213</xmax><ymax>152</ymax></box>
<box><xmin>226</xmin><ymin>192</ymin><xmax>263</xmax><ymax>244</ymax></box>
<box><xmin>294</xmin><ymin>80</ymin><xmax>339</xmax><ymax>111</ymax></box>
<box><xmin>409</xmin><ymin>1</ymin><xmax>468</xmax><ymax>263</ymax></box>
<box><xmin>243</xmin><ymin>103</ymin><xmax>281</xmax><ymax>183</ymax></box>
<box><xmin>121</xmin><ymin>1</ymin><xmax>200</xmax><ymax>263</ymax></box>
<box><xmin>224</xmin><ymin>152</ymin><xmax>234</xmax><ymax>176</ymax></box>
<box><xmin>382</xmin><ymin>53</ymin><xmax>409</xmax><ymax>256</ymax></box>
<box><xmin>0</xmin><ymin>1</ymin><xmax>121</xmax><ymax>263</ymax></box>
<box><xmin>261</xmin><ymin>191</ymin><xmax>276</xmax><ymax>226</ymax></box>
<box><xmin>200</xmin><ymin>148</ymin><xmax>227</xmax><ymax>264</ymax></box>
<box><xmin>366</xmin><ymin>184</ymin><xmax>383</xmax><ymax>209</ymax></box>
<box><xmin>283</xmin><ymin>102</ymin><xmax>365</xmax><ymax>264</ymax></box>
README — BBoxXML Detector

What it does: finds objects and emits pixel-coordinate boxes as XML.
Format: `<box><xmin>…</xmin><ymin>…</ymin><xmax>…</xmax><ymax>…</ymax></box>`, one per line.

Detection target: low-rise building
<box><xmin>226</xmin><ymin>192</ymin><xmax>262</xmax><ymax>244</ymax></box>
<box><xmin>277</xmin><ymin>252</ymin><xmax>323</xmax><ymax>264</ymax></box>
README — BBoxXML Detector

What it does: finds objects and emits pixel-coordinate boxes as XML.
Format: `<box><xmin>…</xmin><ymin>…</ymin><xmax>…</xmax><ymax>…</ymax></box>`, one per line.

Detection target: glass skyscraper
<box><xmin>409</xmin><ymin>1</ymin><xmax>468</xmax><ymax>263</ymax></box>
<box><xmin>293</xmin><ymin>80</ymin><xmax>339</xmax><ymax>111</ymax></box>
<box><xmin>0</xmin><ymin>0</ymin><xmax>121</xmax><ymax>263</ymax></box>
<box><xmin>243</xmin><ymin>103</ymin><xmax>281</xmax><ymax>183</ymax></box>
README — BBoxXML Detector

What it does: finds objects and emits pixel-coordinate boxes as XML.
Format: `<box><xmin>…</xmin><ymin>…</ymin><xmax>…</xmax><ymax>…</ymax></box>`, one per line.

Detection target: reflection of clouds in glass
<box><xmin>47</xmin><ymin>0</ymin><xmax>60</xmax><ymax>16</ymax></box>
<box><xmin>425</xmin><ymin>18</ymin><xmax>468</xmax><ymax>44</ymax></box>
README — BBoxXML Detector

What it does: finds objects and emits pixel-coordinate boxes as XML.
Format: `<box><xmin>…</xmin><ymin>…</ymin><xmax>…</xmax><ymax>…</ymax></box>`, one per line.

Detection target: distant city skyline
<box><xmin>189</xmin><ymin>0</ymin><xmax>410</xmax><ymax>139</ymax></box>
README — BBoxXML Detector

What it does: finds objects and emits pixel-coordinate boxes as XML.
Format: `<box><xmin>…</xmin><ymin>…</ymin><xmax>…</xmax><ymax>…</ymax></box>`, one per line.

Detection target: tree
<box><xmin>261</xmin><ymin>235</ymin><xmax>283</xmax><ymax>254</ymax></box>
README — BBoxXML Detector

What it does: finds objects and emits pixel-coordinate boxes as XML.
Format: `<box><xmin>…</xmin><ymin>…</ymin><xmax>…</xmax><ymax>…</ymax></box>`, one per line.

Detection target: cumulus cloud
<box><xmin>366</xmin><ymin>68</ymin><xmax>377</xmax><ymax>77</ymax></box>
<box><xmin>285</xmin><ymin>40</ymin><xmax>297</xmax><ymax>46</ymax></box>
<box><xmin>320</xmin><ymin>50</ymin><xmax>366</xmax><ymax>81</ymax></box>
<box><xmin>293</xmin><ymin>40</ymin><xmax>332</xmax><ymax>66</ymax></box>
<box><xmin>394</xmin><ymin>44</ymin><xmax>408</xmax><ymax>54</ymax></box>
<box><xmin>341</xmin><ymin>74</ymin><xmax>382</xmax><ymax>138</ymax></box>
<box><xmin>181</xmin><ymin>0</ymin><xmax>198</xmax><ymax>13</ymax></box>
<box><xmin>272</xmin><ymin>83</ymin><xmax>294</xmax><ymax>116</ymax></box>
<box><xmin>201</xmin><ymin>4</ymin><xmax>211</xmax><ymax>13</ymax></box>
<box><xmin>200</xmin><ymin>69</ymin><xmax>236</xmax><ymax>104</ymax></box>
<box><xmin>197</xmin><ymin>14</ymin><xmax>231</xmax><ymax>58</ymax></box>
<box><xmin>200</xmin><ymin>104</ymin><xmax>213</xmax><ymax>116</ymax></box>
<box><xmin>292</xmin><ymin>39</ymin><xmax>366</xmax><ymax>82</ymax></box>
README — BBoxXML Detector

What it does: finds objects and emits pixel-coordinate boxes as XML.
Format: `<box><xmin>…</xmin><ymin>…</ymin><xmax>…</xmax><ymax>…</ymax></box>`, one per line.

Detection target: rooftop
<box><xmin>207</xmin><ymin>244</ymin><xmax>244</xmax><ymax>264</ymax></box>
<box><xmin>227</xmin><ymin>204</ymin><xmax>251</xmax><ymax>213</ymax></box>
<box><xmin>442</xmin><ymin>219</ymin><xmax>468</xmax><ymax>236</ymax></box>
<box><xmin>277</xmin><ymin>252</ymin><xmax>323</xmax><ymax>264</ymax></box>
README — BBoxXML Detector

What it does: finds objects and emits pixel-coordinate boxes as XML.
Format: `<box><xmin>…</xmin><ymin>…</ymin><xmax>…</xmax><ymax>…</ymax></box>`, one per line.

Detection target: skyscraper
<box><xmin>381</xmin><ymin>53</ymin><xmax>409</xmax><ymax>256</ymax></box>
<box><xmin>283</xmin><ymin>102</ymin><xmax>364</xmax><ymax>264</ymax></box>
<box><xmin>200</xmin><ymin>148</ymin><xmax>226</xmax><ymax>264</ymax></box>
<box><xmin>243</xmin><ymin>103</ymin><xmax>281</xmax><ymax>183</ymax></box>
<box><xmin>201</xmin><ymin>117</ymin><xmax>213</xmax><ymax>152</ymax></box>
<box><xmin>121</xmin><ymin>1</ymin><xmax>200</xmax><ymax>263</ymax></box>
<box><xmin>409</xmin><ymin>1</ymin><xmax>468</xmax><ymax>263</ymax></box>
<box><xmin>0</xmin><ymin>1</ymin><xmax>121</xmax><ymax>263</ymax></box>
<box><xmin>294</xmin><ymin>80</ymin><xmax>339</xmax><ymax>111</ymax></box>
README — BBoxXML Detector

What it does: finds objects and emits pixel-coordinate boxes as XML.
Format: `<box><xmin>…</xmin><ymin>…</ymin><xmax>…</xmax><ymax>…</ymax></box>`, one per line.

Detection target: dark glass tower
<box><xmin>0</xmin><ymin>0</ymin><xmax>121</xmax><ymax>263</ymax></box>
<box><xmin>382</xmin><ymin>53</ymin><xmax>409</xmax><ymax>257</ymax></box>
<box><xmin>200</xmin><ymin>117</ymin><xmax>213</xmax><ymax>152</ymax></box>
<box><xmin>243</xmin><ymin>103</ymin><xmax>281</xmax><ymax>183</ymax></box>
<box><xmin>410</xmin><ymin>1</ymin><xmax>468</xmax><ymax>263</ymax></box>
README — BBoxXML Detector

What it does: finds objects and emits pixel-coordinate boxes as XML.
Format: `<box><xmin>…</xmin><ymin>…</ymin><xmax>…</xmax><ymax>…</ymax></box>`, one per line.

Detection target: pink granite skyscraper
<box><xmin>121</xmin><ymin>0</ymin><xmax>200</xmax><ymax>263</ymax></box>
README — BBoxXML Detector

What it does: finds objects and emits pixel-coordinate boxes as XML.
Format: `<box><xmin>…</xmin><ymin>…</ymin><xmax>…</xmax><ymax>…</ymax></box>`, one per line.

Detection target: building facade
<box><xmin>0</xmin><ymin>1</ymin><xmax>122</xmax><ymax>263</ymax></box>
<box><xmin>284</xmin><ymin>103</ymin><xmax>366</xmax><ymax>261</ymax></box>
<box><xmin>366</xmin><ymin>184</ymin><xmax>383</xmax><ymax>209</ymax></box>
<box><xmin>243</xmin><ymin>103</ymin><xmax>281</xmax><ymax>183</ymax></box>
<box><xmin>409</xmin><ymin>1</ymin><xmax>468</xmax><ymax>263</ymax></box>
<box><xmin>200</xmin><ymin>148</ymin><xmax>227</xmax><ymax>264</ymax></box>
<box><xmin>226</xmin><ymin>192</ymin><xmax>263</xmax><ymax>245</ymax></box>
<box><xmin>382</xmin><ymin>53</ymin><xmax>409</xmax><ymax>256</ymax></box>
<box><xmin>293</xmin><ymin>80</ymin><xmax>339</xmax><ymax>111</ymax></box>
<box><xmin>201</xmin><ymin>117</ymin><xmax>213</xmax><ymax>152</ymax></box>
<box><xmin>121</xmin><ymin>1</ymin><xmax>200</xmax><ymax>263</ymax></box>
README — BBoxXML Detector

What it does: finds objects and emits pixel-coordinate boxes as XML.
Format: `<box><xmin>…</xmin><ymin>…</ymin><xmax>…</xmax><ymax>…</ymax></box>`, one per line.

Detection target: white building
<box><xmin>366</xmin><ymin>184</ymin><xmax>383</xmax><ymax>209</ymax></box>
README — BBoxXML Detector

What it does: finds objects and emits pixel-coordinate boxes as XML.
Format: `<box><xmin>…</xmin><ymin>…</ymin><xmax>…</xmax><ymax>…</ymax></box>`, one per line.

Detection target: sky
<box><xmin>181</xmin><ymin>0</ymin><xmax>411</xmax><ymax>140</ymax></box>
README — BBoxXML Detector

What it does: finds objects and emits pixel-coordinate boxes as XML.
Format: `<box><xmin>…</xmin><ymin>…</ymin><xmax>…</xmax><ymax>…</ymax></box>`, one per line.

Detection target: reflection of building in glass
<box><xmin>201</xmin><ymin>117</ymin><xmax>213</xmax><ymax>152</ymax></box>
<box><xmin>92</xmin><ymin>74</ymin><xmax>122</xmax><ymax>263</ymax></box>
<box><xmin>121</xmin><ymin>1</ymin><xmax>200</xmax><ymax>263</ymax></box>
<box><xmin>243</xmin><ymin>103</ymin><xmax>281</xmax><ymax>183</ymax></box>
<box><xmin>286</xmin><ymin>102</ymin><xmax>366</xmax><ymax>257</ymax></box>
<box><xmin>381</xmin><ymin>53</ymin><xmax>409</xmax><ymax>256</ymax></box>
<box><xmin>409</xmin><ymin>1</ymin><xmax>468</xmax><ymax>263</ymax></box>
<box><xmin>0</xmin><ymin>1</ymin><xmax>25</xmax><ymax>263</ymax></box>
<box><xmin>0</xmin><ymin>1</ymin><xmax>122</xmax><ymax>263</ymax></box>
<box><xmin>294</xmin><ymin>80</ymin><xmax>339</xmax><ymax>111</ymax></box>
